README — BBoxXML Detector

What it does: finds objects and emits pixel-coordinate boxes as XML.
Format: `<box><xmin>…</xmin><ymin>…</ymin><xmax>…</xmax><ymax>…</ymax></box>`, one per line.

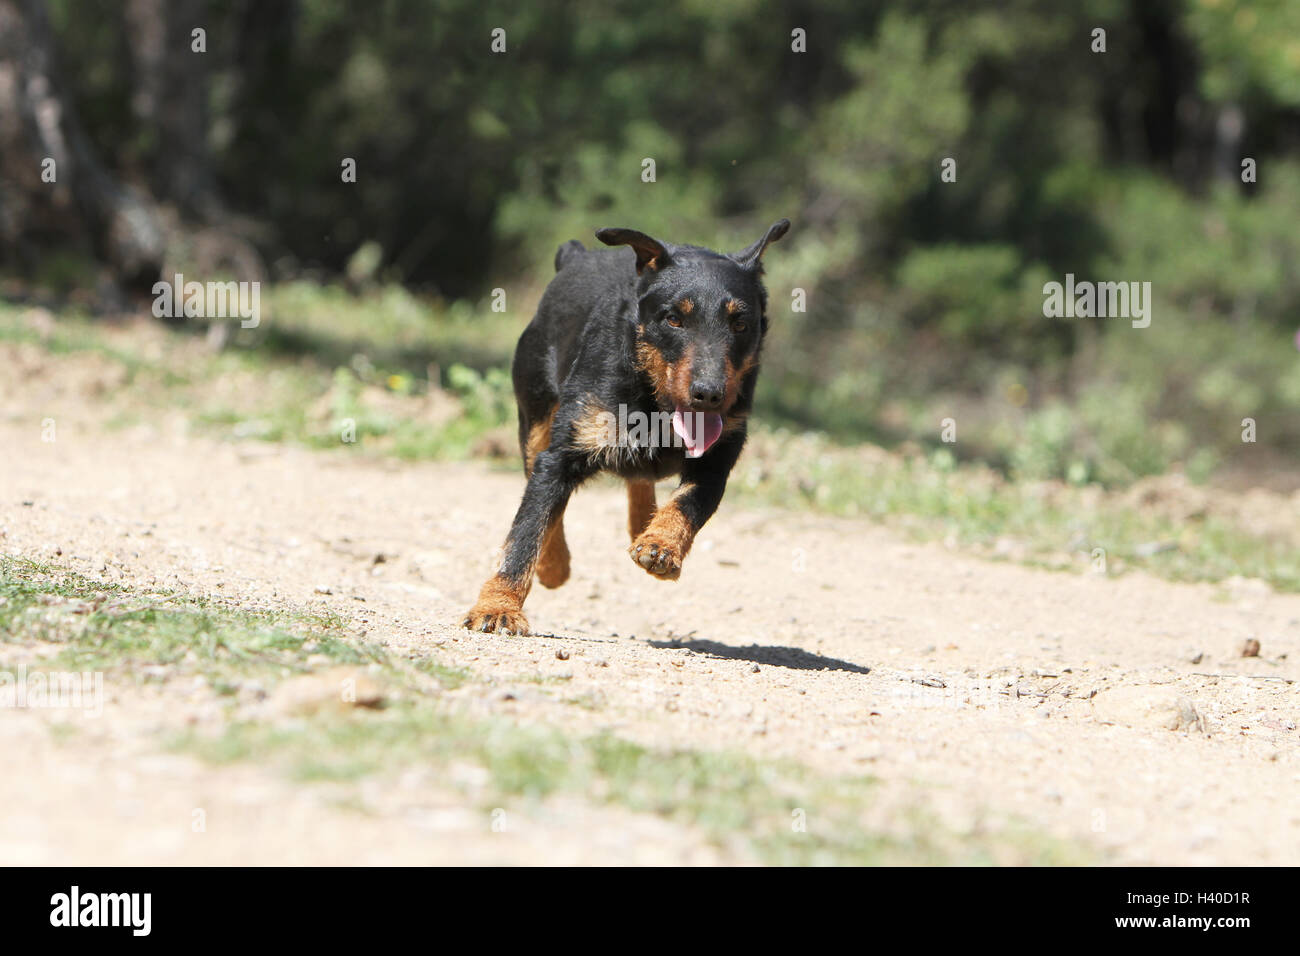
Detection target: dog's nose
<box><xmin>689</xmin><ymin>382</ymin><xmax>724</xmax><ymax>410</ymax></box>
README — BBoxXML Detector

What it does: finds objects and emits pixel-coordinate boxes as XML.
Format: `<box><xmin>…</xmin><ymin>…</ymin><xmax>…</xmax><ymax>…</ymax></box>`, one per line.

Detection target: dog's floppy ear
<box><xmin>730</xmin><ymin>219</ymin><xmax>790</xmax><ymax>269</ymax></box>
<box><xmin>595</xmin><ymin>227</ymin><xmax>670</xmax><ymax>274</ymax></box>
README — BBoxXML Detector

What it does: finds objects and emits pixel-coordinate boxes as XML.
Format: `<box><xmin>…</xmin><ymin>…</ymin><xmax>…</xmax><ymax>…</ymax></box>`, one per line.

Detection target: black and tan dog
<box><xmin>463</xmin><ymin>219</ymin><xmax>790</xmax><ymax>635</ymax></box>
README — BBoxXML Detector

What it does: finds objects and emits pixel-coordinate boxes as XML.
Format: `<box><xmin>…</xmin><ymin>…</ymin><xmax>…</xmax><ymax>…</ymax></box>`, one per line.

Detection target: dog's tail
<box><xmin>554</xmin><ymin>239</ymin><xmax>585</xmax><ymax>272</ymax></box>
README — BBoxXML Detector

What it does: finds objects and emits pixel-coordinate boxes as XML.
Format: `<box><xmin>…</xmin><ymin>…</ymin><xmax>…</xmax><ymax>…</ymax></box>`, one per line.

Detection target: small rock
<box><xmin>269</xmin><ymin>667</ymin><xmax>384</xmax><ymax>716</ymax></box>
<box><xmin>1242</xmin><ymin>639</ymin><xmax>1261</xmax><ymax>658</ymax></box>
<box><xmin>1223</xmin><ymin>575</ymin><xmax>1272</xmax><ymax>599</ymax></box>
<box><xmin>1134</xmin><ymin>540</ymin><xmax>1178</xmax><ymax>558</ymax></box>
<box><xmin>1091</xmin><ymin>685</ymin><xmax>1207</xmax><ymax>734</ymax></box>
<box><xmin>1173</xmin><ymin>698</ymin><xmax>1206</xmax><ymax>734</ymax></box>
<box><xmin>555</xmin><ymin>648</ymin><xmax>570</xmax><ymax>661</ymax></box>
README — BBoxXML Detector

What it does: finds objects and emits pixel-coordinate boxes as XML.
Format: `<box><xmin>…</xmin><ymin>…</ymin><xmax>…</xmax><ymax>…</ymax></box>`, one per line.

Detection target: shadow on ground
<box><xmin>648</xmin><ymin>637</ymin><xmax>872</xmax><ymax>674</ymax></box>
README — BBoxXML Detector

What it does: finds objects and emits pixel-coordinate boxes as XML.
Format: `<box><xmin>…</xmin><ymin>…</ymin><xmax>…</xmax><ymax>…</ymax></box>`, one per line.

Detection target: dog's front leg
<box><xmin>464</xmin><ymin>452</ymin><xmax>575</xmax><ymax>635</ymax></box>
<box><xmin>629</xmin><ymin>434</ymin><xmax>743</xmax><ymax>580</ymax></box>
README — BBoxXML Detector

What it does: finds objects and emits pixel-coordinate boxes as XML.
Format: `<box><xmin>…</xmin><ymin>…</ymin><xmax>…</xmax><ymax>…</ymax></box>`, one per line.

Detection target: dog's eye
<box><xmin>666</xmin><ymin>313</ymin><xmax>683</xmax><ymax>328</ymax></box>
<box><xmin>730</xmin><ymin>320</ymin><xmax>747</xmax><ymax>333</ymax></box>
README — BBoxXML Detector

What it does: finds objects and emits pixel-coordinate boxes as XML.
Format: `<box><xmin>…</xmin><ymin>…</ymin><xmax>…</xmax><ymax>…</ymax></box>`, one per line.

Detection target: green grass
<box><xmin>0</xmin><ymin>293</ymin><xmax>519</xmax><ymax>462</ymax></box>
<box><xmin>1</xmin><ymin>554</ymin><xmax>1090</xmax><ymax>864</ymax></box>
<box><xmin>174</xmin><ymin>705</ymin><xmax>1090</xmax><ymax>865</ymax></box>
<box><xmin>0</xmin><ymin>556</ymin><xmax>401</xmax><ymax>686</ymax></box>
<box><xmin>733</xmin><ymin>433</ymin><xmax>1300</xmax><ymax>591</ymax></box>
<box><xmin>407</xmin><ymin>654</ymin><xmax>473</xmax><ymax>690</ymax></box>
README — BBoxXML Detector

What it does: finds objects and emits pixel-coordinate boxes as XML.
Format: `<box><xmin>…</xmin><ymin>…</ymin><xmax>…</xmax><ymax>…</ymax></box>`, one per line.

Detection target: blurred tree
<box><xmin>125</xmin><ymin>0</ymin><xmax>219</xmax><ymax>217</ymax></box>
<box><xmin>0</xmin><ymin>0</ymin><xmax>163</xmax><ymax>293</ymax></box>
<box><xmin>0</xmin><ymin>0</ymin><xmax>1298</xmax><ymax>469</ymax></box>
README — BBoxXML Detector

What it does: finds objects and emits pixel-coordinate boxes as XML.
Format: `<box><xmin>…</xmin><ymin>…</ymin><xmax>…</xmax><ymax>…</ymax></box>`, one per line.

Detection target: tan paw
<box><xmin>535</xmin><ymin>527</ymin><xmax>570</xmax><ymax>589</ymax></box>
<box><xmin>629</xmin><ymin>532</ymin><xmax>683</xmax><ymax>580</ymax></box>
<box><xmin>461</xmin><ymin>604</ymin><xmax>530</xmax><ymax>636</ymax></box>
<box><xmin>535</xmin><ymin>560</ymin><xmax>569</xmax><ymax>589</ymax></box>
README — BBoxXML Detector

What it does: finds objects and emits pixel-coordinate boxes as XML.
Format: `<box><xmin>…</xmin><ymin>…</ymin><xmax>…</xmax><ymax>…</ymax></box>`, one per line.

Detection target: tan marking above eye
<box><xmin>724</xmin><ymin>299</ymin><xmax>746</xmax><ymax>316</ymax></box>
<box><xmin>677</xmin><ymin>298</ymin><xmax>694</xmax><ymax>315</ymax></box>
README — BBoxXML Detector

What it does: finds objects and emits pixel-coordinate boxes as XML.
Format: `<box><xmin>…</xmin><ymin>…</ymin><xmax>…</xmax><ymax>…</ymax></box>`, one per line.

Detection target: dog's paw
<box><xmin>461</xmin><ymin>604</ymin><xmax>530</xmax><ymax>636</ymax></box>
<box><xmin>629</xmin><ymin>532</ymin><xmax>683</xmax><ymax>580</ymax></box>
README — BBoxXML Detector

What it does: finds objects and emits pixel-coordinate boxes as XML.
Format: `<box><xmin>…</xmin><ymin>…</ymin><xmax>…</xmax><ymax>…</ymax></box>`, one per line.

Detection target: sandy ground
<box><xmin>2</xmin><ymin>414</ymin><xmax>1298</xmax><ymax>865</ymax></box>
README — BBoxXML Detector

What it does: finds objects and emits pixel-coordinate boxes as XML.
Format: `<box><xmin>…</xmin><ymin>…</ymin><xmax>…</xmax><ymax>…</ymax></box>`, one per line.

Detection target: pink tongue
<box><xmin>671</xmin><ymin>408</ymin><xmax>724</xmax><ymax>458</ymax></box>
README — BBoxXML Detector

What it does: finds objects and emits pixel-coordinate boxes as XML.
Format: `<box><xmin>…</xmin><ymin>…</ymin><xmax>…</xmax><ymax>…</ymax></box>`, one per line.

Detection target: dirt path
<box><xmin>3</xmin><ymin>419</ymin><xmax>1298</xmax><ymax>865</ymax></box>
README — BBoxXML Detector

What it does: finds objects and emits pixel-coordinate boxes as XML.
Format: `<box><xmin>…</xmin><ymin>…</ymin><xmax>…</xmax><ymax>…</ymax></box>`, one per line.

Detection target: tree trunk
<box><xmin>0</xmin><ymin>0</ymin><xmax>164</xmax><ymax>293</ymax></box>
<box><xmin>126</xmin><ymin>0</ymin><xmax>219</xmax><ymax>218</ymax></box>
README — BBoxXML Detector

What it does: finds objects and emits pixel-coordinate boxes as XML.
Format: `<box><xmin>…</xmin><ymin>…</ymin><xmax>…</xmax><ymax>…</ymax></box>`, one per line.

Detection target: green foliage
<box><xmin>16</xmin><ymin>0</ymin><xmax>1300</xmax><ymax>483</ymax></box>
<box><xmin>807</xmin><ymin>14</ymin><xmax>970</xmax><ymax>229</ymax></box>
<box><xmin>896</xmin><ymin>244</ymin><xmax>1049</xmax><ymax>348</ymax></box>
<box><xmin>1005</xmin><ymin>388</ymin><xmax>1203</xmax><ymax>487</ymax></box>
<box><xmin>1094</xmin><ymin>166</ymin><xmax>1300</xmax><ymax>323</ymax></box>
<box><xmin>1185</xmin><ymin>0</ymin><xmax>1300</xmax><ymax>105</ymax></box>
<box><xmin>445</xmin><ymin>363</ymin><xmax>513</xmax><ymax>426</ymax></box>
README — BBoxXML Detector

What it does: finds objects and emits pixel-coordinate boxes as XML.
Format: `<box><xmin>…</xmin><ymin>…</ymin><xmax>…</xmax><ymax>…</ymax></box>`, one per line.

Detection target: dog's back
<box><xmin>553</xmin><ymin>239</ymin><xmax>586</xmax><ymax>272</ymax></box>
<box><xmin>515</xmin><ymin>242</ymin><xmax>636</xmax><ymax>399</ymax></box>
<box><xmin>543</xmin><ymin>240</ymin><xmax>635</xmax><ymax>323</ymax></box>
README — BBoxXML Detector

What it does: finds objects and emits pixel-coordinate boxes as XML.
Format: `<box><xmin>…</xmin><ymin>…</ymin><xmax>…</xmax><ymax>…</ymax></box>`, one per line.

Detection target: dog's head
<box><xmin>595</xmin><ymin>220</ymin><xmax>790</xmax><ymax>457</ymax></box>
